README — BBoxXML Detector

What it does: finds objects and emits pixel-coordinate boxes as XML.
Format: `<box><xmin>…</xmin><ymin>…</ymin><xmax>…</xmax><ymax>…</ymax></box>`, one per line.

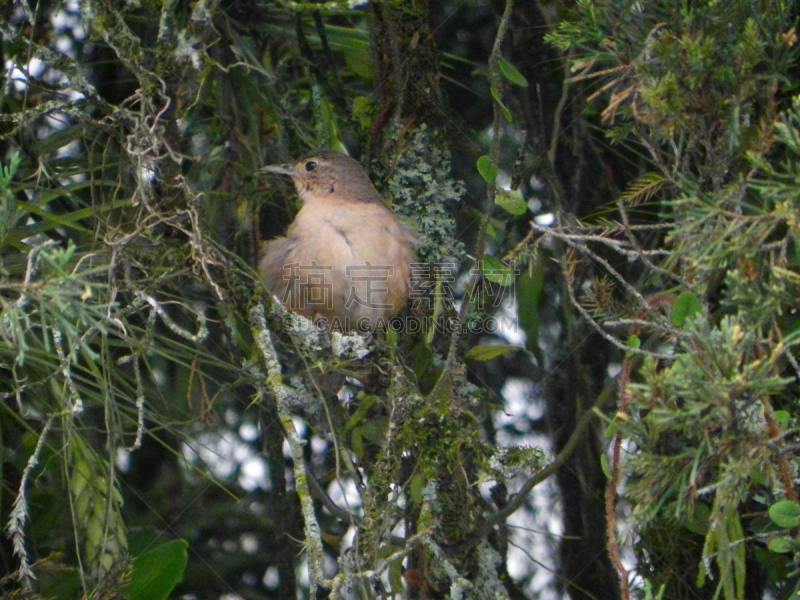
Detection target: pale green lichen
<box><xmin>385</xmin><ymin>126</ymin><xmax>466</xmax><ymax>266</ymax></box>
<box><xmin>331</xmin><ymin>331</ymin><xmax>372</xmax><ymax>360</ymax></box>
<box><xmin>487</xmin><ymin>446</ymin><xmax>547</xmax><ymax>481</ymax></box>
<box><xmin>470</xmin><ymin>543</ymin><xmax>510</xmax><ymax>600</ymax></box>
<box><xmin>250</xmin><ymin>303</ymin><xmax>327</xmax><ymax>593</ymax></box>
<box><xmin>271</xmin><ymin>300</ymin><xmax>325</xmax><ymax>354</ymax></box>
<box><xmin>174</xmin><ymin>29</ymin><xmax>203</xmax><ymax>70</ymax></box>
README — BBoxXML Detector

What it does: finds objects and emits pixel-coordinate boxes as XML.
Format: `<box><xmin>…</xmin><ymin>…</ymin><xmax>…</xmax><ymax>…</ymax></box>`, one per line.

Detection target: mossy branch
<box><xmin>250</xmin><ymin>303</ymin><xmax>329</xmax><ymax>593</ymax></box>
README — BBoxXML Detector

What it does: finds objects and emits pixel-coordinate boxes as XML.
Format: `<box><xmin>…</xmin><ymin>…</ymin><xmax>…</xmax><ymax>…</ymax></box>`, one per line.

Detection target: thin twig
<box><xmin>560</xmin><ymin>261</ymin><xmax>673</xmax><ymax>359</ymax></box>
<box><xmin>531</xmin><ymin>222</ymin><xmax>665</xmax><ymax>322</ymax></box>
<box><xmin>615</xmin><ymin>196</ymin><xmax>681</xmax><ymax>282</ymax></box>
<box><xmin>250</xmin><ymin>304</ymin><xmax>329</xmax><ymax>593</ymax></box>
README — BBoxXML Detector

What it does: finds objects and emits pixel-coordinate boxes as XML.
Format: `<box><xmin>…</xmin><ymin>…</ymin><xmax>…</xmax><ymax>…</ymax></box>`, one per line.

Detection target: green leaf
<box><xmin>490</xmin><ymin>87</ymin><xmax>513</xmax><ymax>122</ymax></box>
<box><xmin>342</xmin><ymin>393</ymin><xmax>379</xmax><ymax>435</ymax></box>
<box><xmin>337</xmin><ymin>34</ymin><xmax>373</xmax><ymax>80</ymax></box>
<box><xmin>516</xmin><ymin>265</ymin><xmax>544</xmax><ymax>359</ymax></box>
<box><xmin>768</xmin><ymin>536</ymin><xmax>795</xmax><ymax>554</ymax></box>
<box><xmin>361</xmin><ymin>419</ymin><xmax>388</xmax><ymax>444</ymax></box>
<box><xmin>482</xmin><ymin>255</ymin><xmax>515</xmax><ymax>286</ymax></box>
<box><xmin>671</xmin><ymin>291</ymin><xmax>702</xmax><ymax>327</ymax></box>
<box><xmin>409</xmin><ymin>473</ymin><xmax>426</xmax><ymax>503</ymax></box>
<box><xmin>600</xmin><ymin>453</ymin><xmax>611</xmax><ymax>478</ymax></box>
<box><xmin>750</xmin><ymin>467</ymin><xmax>768</xmax><ymax>487</ymax></box>
<box><xmin>769</xmin><ymin>500</ymin><xmax>800</xmax><ymax>528</ymax></box>
<box><xmin>465</xmin><ymin>344</ymin><xmax>520</xmax><ymax>361</ymax></box>
<box><xmin>351</xmin><ymin>427</ymin><xmax>364</xmax><ymax>459</ymax></box>
<box><xmin>388</xmin><ymin>557</ymin><xmax>404</xmax><ymax>595</ymax></box>
<box><xmin>352</xmin><ymin>96</ymin><xmax>374</xmax><ymax>130</ymax></box>
<box><xmin>627</xmin><ymin>334</ymin><xmax>641</xmax><ymax>349</ymax></box>
<box><xmin>498</xmin><ymin>58</ymin><xmax>528</xmax><ymax>87</ymax></box>
<box><xmin>411</xmin><ymin>342</ymin><xmax>434</xmax><ymax>381</ymax></box>
<box><xmin>128</xmin><ymin>527</ymin><xmax>169</xmax><ymax>557</ymax></box>
<box><xmin>0</xmin><ymin>152</ymin><xmax>21</xmax><ymax>183</ymax></box>
<box><xmin>683</xmin><ymin>502</ymin><xmax>710</xmax><ymax>536</ymax></box>
<box><xmin>485</xmin><ymin>218</ymin><xmax>497</xmax><ymax>239</ymax></box>
<box><xmin>314</xmin><ymin>85</ymin><xmax>345</xmax><ymax>153</ymax></box>
<box><xmin>123</xmin><ymin>540</ymin><xmax>189</xmax><ymax>600</ymax></box>
<box><xmin>477</xmin><ymin>155</ymin><xmax>498</xmax><ymax>186</ymax></box>
<box><xmin>773</xmin><ymin>410</ymin><xmax>790</xmax><ymax>430</ymax></box>
<box><xmin>495</xmin><ymin>189</ymin><xmax>527</xmax><ymax>215</ymax></box>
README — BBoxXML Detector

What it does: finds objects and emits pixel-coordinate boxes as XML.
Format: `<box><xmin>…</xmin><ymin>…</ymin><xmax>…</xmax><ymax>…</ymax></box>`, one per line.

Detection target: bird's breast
<box><xmin>267</xmin><ymin>198</ymin><xmax>416</xmax><ymax>327</ymax></box>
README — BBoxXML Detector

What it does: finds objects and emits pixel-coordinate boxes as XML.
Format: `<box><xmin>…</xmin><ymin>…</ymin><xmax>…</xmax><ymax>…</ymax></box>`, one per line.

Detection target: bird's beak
<box><xmin>261</xmin><ymin>163</ymin><xmax>295</xmax><ymax>176</ymax></box>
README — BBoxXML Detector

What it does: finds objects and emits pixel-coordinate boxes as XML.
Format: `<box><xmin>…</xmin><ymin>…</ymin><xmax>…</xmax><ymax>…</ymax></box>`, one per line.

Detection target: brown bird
<box><xmin>259</xmin><ymin>151</ymin><xmax>418</xmax><ymax>330</ymax></box>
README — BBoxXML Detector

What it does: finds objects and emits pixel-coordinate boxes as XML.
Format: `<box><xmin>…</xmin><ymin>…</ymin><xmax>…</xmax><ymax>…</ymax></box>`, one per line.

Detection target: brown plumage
<box><xmin>260</xmin><ymin>151</ymin><xmax>418</xmax><ymax>329</ymax></box>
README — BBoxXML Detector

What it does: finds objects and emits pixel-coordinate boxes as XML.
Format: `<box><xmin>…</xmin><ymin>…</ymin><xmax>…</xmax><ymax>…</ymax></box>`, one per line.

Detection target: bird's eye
<box><xmin>305</xmin><ymin>160</ymin><xmax>317</xmax><ymax>172</ymax></box>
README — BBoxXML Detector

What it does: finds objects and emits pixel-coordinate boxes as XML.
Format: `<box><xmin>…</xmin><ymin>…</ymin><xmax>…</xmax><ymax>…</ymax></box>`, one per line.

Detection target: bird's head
<box><xmin>261</xmin><ymin>151</ymin><xmax>381</xmax><ymax>204</ymax></box>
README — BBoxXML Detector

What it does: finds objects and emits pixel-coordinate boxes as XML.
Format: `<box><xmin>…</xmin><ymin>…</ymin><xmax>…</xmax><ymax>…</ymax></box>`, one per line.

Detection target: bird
<box><xmin>259</xmin><ymin>150</ymin><xmax>418</xmax><ymax>330</ymax></box>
